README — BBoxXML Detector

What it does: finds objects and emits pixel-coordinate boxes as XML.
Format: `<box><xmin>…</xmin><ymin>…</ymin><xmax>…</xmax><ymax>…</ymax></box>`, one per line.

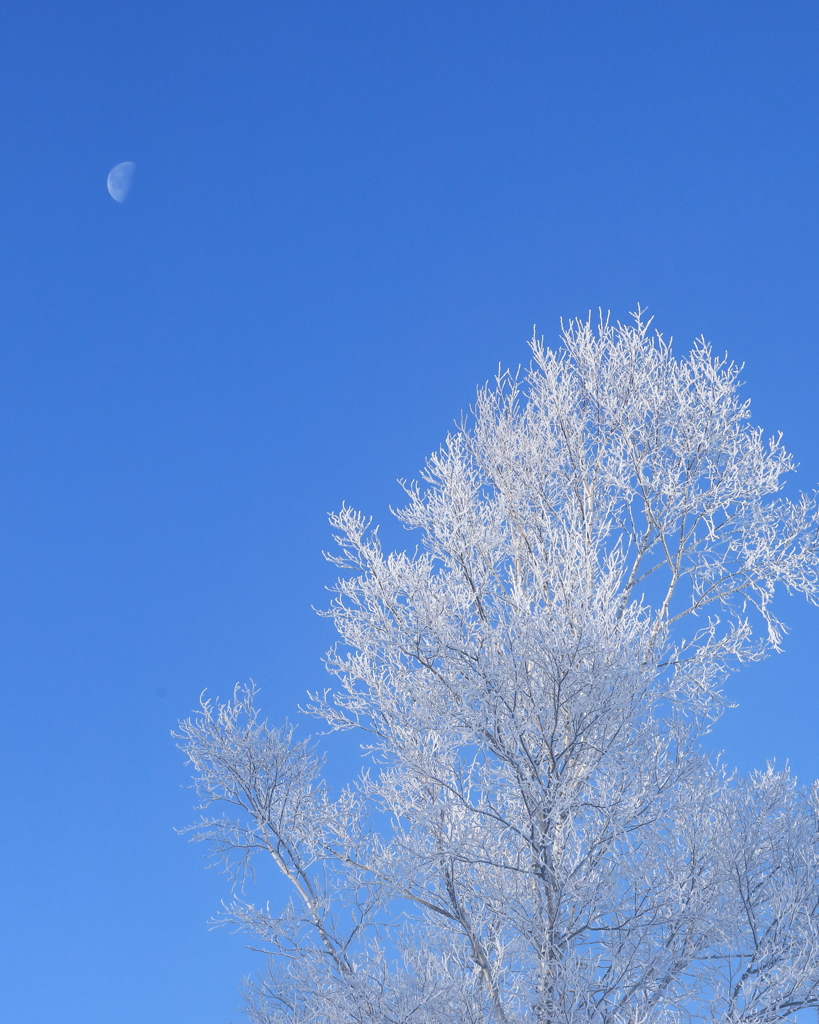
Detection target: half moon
<box><xmin>107</xmin><ymin>161</ymin><xmax>136</xmax><ymax>202</ymax></box>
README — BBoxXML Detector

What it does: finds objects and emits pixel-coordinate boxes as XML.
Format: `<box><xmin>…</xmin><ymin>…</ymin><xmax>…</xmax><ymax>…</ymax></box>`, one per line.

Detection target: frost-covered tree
<box><xmin>179</xmin><ymin>315</ymin><xmax>819</xmax><ymax>1024</ymax></box>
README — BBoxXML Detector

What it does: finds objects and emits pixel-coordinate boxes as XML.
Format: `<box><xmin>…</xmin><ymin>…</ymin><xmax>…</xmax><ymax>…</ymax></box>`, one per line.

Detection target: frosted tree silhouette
<box><xmin>179</xmin><ymin>314</ymin><xmax>819</xmax><ymax>1024</ymax></box>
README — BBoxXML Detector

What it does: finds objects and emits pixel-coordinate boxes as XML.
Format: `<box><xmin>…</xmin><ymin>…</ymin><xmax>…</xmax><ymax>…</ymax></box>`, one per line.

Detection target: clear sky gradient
<box><xmin>2</xmin><ymin>3</ymin><xmax>819</xmax><ymax>1023</ymax></box>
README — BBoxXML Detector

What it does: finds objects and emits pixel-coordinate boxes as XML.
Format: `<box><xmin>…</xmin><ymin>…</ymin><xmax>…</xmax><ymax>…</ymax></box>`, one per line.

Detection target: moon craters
<box><xmin>107</xmin><ymin>162</ymin><xmax>136</xmax><ymax>202</ymax></box>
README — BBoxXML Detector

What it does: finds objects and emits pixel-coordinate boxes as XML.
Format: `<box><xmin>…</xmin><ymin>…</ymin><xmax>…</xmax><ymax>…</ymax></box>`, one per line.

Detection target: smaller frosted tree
<box><xmin>179</xmin><ymin>314</ymin><xmax>819</xmax><ymax>1024</ymax></box>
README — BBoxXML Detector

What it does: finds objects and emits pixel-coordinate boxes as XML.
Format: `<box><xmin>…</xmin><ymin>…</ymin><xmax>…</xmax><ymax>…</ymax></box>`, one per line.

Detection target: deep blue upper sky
<box><xmin>2</xmin><ymin>3</ymin><xmax>819</xmax><ymax>1023</ymax></box>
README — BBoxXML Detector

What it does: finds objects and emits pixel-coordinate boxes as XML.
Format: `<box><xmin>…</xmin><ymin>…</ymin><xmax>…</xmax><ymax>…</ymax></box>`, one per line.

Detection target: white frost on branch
<box><xmin>178</xmin><ymin>314</ymin><xmax>819</xmax><ymax>1024</ymax></box>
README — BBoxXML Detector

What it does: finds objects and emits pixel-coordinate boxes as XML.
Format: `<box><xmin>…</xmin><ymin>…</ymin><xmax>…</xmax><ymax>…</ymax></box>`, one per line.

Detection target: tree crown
<box><xmin>179</xmin><ymin>315</ymin><xmax>819</xmax><ymax>1024</ymax></box>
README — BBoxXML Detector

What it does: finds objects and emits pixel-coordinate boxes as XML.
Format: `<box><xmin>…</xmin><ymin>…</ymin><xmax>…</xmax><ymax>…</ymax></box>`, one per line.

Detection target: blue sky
<box><xmin>1</xmin><ymin>3</ymin><xmax>819</xmax><ymax>1023</ymax></box>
